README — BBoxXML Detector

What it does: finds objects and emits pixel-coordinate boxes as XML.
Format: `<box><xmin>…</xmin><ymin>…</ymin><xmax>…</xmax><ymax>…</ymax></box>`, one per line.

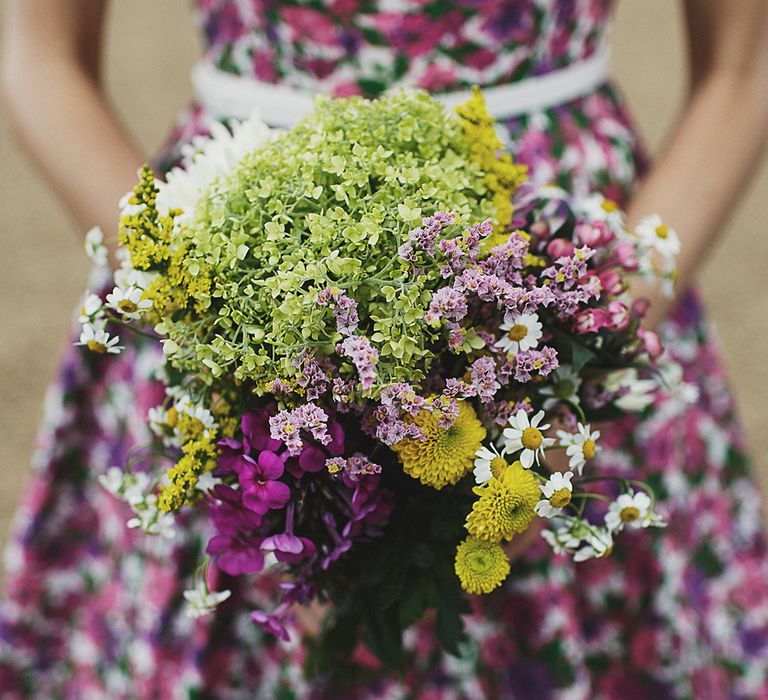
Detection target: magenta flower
<box><xmin>261</xmin><ymin>533</ymin><xmax>316</xmax><ymax>564</ymax></box>
<box><xmin>207</xmin><ymin>533</ymin><xmax>265</xmax><ymax>576</ymax></box>
<box><xmin>251</xmin><ymin>607</ymin><xmax>291</xmax><ymax>641</ymax></box>
<box><xmin>237</xmin><ymin>451</ymin><xmax>291</xmax><ymax>515</ymax></box>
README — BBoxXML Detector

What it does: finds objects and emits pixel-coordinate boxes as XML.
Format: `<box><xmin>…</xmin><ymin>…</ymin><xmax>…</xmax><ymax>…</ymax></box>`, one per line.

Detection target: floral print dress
<box><xmin>2</xmin><ymin>1</ymin><xmax>768</xmax><ymax>698</ymax></box>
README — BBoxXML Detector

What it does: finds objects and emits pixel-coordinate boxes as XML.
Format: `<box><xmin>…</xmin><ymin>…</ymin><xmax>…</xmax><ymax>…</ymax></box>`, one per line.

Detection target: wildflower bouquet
<box><xmin>80</xmin><ymin>89</ymin><xmax>681</xmax><ymax>670</ymax></box>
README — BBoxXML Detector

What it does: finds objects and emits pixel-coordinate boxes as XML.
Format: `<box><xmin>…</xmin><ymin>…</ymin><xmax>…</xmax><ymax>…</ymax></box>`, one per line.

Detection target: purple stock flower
<box><xmin>251</xmin><ymin>607</ymin><xmax>291</xmax><ymax>642</ymax></box>
<box><xmin>261</xmin><ymin>533</ymin><xmax>317</xmax><ymax>564</ymax></box>
<box><xmin>238</xmin><ymin>451</ymin><xmax>291</xmax><ymax>514</ymax></box>
<box><xmin>207</xmin><ymin>532</ymin><xmax>265</xmax><ymax>576</ymax></box>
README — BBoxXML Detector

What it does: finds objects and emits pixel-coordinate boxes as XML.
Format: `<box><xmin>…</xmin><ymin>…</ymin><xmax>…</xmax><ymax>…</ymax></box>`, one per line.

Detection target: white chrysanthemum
<box><xmin>183</xmin><ymin>581</ymin><xmax>232</xmax><ymax>618</ymax></box>
<box><xmin>502</xmin><ymin>409</ymin><xmax>555</xmax><ymax>468</ymax></box>
<box><xmin>539</xmin><ymin>365</ymin><xmax>582</xmax><ymax>410</ymax></box>
<box><xmin>635</xmin><ymin>214</ymin><xmax>681</xmax><ymax>259</ymax></box>
<box><xmin>76</xmin><ymin>322</ymin><xmax>123</xmax><ymax>355</ymax></box>
<box><xmin>535</xmin><ymin>471</ymin><xmax>574</xmax><ymax>518</ymax></box>
<box><xmin>79</xmin><ymin>292</ymin><xmax>104</xmax><ymax>324</ymax></box>
<box><xmin>573</xmin><ymin>527</ymin><xmax>614</xmax><ymax>562</ymax></box>
<box><xmin>496</xmin><ymin>313</ymin><xmax>542</xmax><ymax>354</ymax></box>
<box><xmin>105</xmin><ymin>285</ymin><xmax>152</xmax><ymax>320</ymax></box>
<box><xmin>605</xmin><ymin>368</ymin><xmax>657</xmax><ymax>412</ymax></box>
<box><xmin>604</xmin><ymin>490</ymin><xmax>653</xmax><ymax>533</ymax></box>
<box><xmin>84</xmin><ymin>226</ymin><xmax>108</xmax><ymax>267</ymax></box>
<box><xmin>156</xmin><ymin>113</ymin><xmax>273</xmax><ymax>221</ymax></box>
<box><xmin>473</xmin><ymin>445</ymin><xmax>507</xmax><ymax>484</ymax></box>
<box><xmin>574</xmin><ymin>193</ymin><xmax>625</xmax><ymax>230</ymax></box>
<box><xmin>557</xmin><ymin>423</ymin><xmax>600</xmax><ymax>475</ymax></box>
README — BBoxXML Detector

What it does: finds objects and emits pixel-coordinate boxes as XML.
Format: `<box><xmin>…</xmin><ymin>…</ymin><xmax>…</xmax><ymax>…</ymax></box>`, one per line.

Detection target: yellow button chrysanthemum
<box><xmin>465</xmin><ymin>461</ymin><xmax>540</xmax><ymax>542</ymax></box>
<box><xmin>392</xmin><ymin>401</ymin><xmax>486</xmax><ymax>490</ymax></box>
<box><xmin>455</xmin><ymin>536</ymin><xmax>510</xmax><ymax>594</ymax></box>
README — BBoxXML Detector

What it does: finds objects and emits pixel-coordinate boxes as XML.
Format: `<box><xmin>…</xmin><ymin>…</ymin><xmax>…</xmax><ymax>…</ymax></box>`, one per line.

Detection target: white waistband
<box><xmin>192</xmin><ymin>45</ymin><xmax>610</xmax><ymax>127</ymax></box>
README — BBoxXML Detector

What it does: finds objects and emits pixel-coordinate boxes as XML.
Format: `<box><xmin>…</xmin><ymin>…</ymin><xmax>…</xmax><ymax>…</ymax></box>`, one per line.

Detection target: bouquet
<box><xmin>78</xmin><ymin>89</ymin><xmax>682</xmax><ymax>671</ymax></box>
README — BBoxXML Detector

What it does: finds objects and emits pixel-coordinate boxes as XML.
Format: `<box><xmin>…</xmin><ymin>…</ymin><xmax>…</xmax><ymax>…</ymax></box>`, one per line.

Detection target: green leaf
<box><xmin>570</xmin><ymin>339</ymin><xmax>596</xmax><ymax>373</ymax></box>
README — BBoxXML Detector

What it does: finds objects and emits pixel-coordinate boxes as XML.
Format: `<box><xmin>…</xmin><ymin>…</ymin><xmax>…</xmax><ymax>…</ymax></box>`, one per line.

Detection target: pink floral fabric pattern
<box><xmin>2</xmin><ymin>1</ymin><xmax>768</xmax><ymax>698</ymax></box>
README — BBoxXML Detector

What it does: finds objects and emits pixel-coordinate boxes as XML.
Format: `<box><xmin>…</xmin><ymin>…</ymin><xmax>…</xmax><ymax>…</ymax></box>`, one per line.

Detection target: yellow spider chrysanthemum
<box><xmin>393</xmin><ymin>401</ymin><xmax>486</xmax><ymax>489</ymax></box>
<box><xmin>465</xmin><ymin>461</ymin><xmax>540</xmax><ymax>542</ymax></box>
<box><xmin>455</xmin><ymin>536</ymin><xmax>510</xmax><ymax>594</ymax></box>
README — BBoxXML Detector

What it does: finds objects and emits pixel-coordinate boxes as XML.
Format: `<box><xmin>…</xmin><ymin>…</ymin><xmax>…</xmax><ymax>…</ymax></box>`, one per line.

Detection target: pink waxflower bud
<box><xmin>574</xmin><ymin>308</ymin><xmax>608</xmax><ymax>334</ymax></box>
<box><xmin>576</xmin><ymin>221</ymin><xmax>614</xmax><ymax>247</ymax></box>
<box><xmin>547</xmin><ymin>238</ymin><xmax>575</xmax><ymax>259</ymax></box>
<box><xmin>631</xmin><ymin>297</ymin><xmax>650</xmax><ymax>319</ymax></box>
<box><xmin>614</xmin><ymin>242</ymin><xmax>639</xmax><ymax>272</ymax></box>
<box><xmin>606</xmin><ymin>300</ymin><xmax>631</xmax><ymax>331</ymax></box>
<box><xmin>598</xmin><ymin>268</ymin><xmax>625</xmax><ymax>297</ymax></box>
<box><xmin>639</xmin><ymin>328</ymin><xmax>663</xmax><ymax>360</ymax></box>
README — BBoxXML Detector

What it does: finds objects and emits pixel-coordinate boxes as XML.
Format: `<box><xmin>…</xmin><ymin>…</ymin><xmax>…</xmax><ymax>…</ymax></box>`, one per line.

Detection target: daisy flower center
<box><xmin>489</xmin><ymin>456</ymin><xmax>508</xmax><ymax>479</ymax></box>
<box><xmin>118</xmin><ymin>299</ymin><xmax>139</xmax><ymax>314</ymax></box>
<box><xmin>86</xmin><ymin>340</ymin><xmax>108</xmax><ymax>353</ymax></box>
<box><xmin>620</xmin><ymin>506</ymin><xmax>640</xmax><ymax>523</ymax></box>
<box><xmin>166</xmin><ymin>407</ymin><xmax>179</xmax><ymax>428</ymax></box>
<box><xmin>521</xmin><ymin>427</ymin><xmax>543</xmax><ymax>450</ymax></box>
<box><xmin>655</xmin><ymin>224</ymin><xmax>669</xmax><ymax>240</ymax></box>
<box><xmin>549</xmin><ymin>487</ymin><xmax>572</xmax><ymax>509</ymax></box>
<box><xmin>507</xmin><ymin>324</ymin><xmax>528</xmax><ymax>342</ymax></box>
<box><xmin>601</xmin><ymin>199</ymin><xmax>619</xmax><ymax>213</ymax></box>
<box><xmin>582</xmin><ymin>439</ymin><xmax>596</xmax><ymax>460</ymax></box>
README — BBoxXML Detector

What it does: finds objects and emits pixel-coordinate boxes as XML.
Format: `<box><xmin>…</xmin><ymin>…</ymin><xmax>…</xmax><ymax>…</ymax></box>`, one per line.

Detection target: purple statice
<box><xmin>373</xmin><ymin>403</ymin><xmax>423</xmax><ymax>445</ymax></box>
<box><xmin>513</xmin><ymin>346</ymin><xmax>560</xmax><ymax>383</ymax></box>
<box><xmin>237</xmin><ymin>451</ymin><xmax>291</xmax><ymax>515</ymax></box>
<box><xmin>541</xmin><ymin>245</ymin><xmax>596</xmax><ymax>291</ymax></box>
<box><xmin>380</xmin><ymin>382</ymin><xmax>427</xmax><ymax>417</ymax></box>
<box><xmin>447</xmin><ymin>326</ymin><xmax>465</xmax><ymax>351</ymax></box>
<box><xmin>428</xmin><ymin>394</ymin><xmax>460</xmax><ymax>429</ymax></box>
<box><xmin>437</xmin><ymin>238</ymin><xmax>466</xmax><ymax>273</ymax></box>
<box><xmin>501</xmin><ymin>285</ymin><xmax>555</xmax><ymax>316</ymax></box>
<box><xmin>331</xmin><ymin>376</ymin><xmax>356</xmax><ymax>411</ymax></box>
<box><xmin>424</xmin><ymin>286</ymin><xmax>468</xmax><ymax>326</ymax></box>
<box><xmin>442</xmin><ymin>377</ymin><xmax>477</xmax><ymax>400</ymax></box>
<box><xmin>470</xmin><ymin>355</ymin><xmax>501</xmax><ymax>403</ymax></box>
<box><xmin>463</xmin><ymin>218</ymin><xmax>493</xmax><ymax>256</ymax></box>
<box><xmin>292</xmin><ymin>352</ymin><xmax>330</xmax><ymax>401</ymax></box>
<box><xmin>316</xmin><ymin>286</ymin><xmax>359</xmax><ymax>336</ymax></box>
<box><xmin>344</xmin><ymin>453</ymin><xmax>382</xmax><ymax>480</ymax></box>
<box><xmin>340</xmin><ymin>335</ymin><xmax>378</xmax><ymax>390</ymax></box>
<box><xmin>266</xmin><ymin>378</ymin><xmax>294</xmax><ymax>396</ymax></box>
<box><xmin>269</xmin><ymin>403</ymin><xmax>331</xmax><ymax>456</ymax></box>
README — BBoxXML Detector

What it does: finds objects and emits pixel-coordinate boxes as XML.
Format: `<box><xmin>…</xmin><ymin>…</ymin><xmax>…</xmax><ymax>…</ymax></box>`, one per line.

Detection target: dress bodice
<box><xmin>195</xmin><ymin>0</ymin><xmax>613</xmax><ymax>97</ymax></box>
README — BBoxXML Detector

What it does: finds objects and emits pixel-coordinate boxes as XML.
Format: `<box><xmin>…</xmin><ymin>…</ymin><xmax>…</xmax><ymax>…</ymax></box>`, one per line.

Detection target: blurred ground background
<box><xmin>0</xmin><ymin>0</ymin><xmax>766</xmax><ymax>553</ymax></box>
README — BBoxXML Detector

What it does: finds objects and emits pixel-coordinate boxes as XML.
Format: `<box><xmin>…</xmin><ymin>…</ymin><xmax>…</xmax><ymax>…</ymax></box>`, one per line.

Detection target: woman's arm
<box><xmin>626</xmin><ymin>0</ymin><xmax>768</xmax><ymax>327</ymax></box>
<box><xmin>1</xmin><ymin>0</ymin><xmax>146</xmax><ymax>239</ymax></box>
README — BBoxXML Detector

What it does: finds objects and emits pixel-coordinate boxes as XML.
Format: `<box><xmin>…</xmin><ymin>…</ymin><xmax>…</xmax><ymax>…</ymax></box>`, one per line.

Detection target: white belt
<box><xmin>191</xmin><ymin>44</ymin><xmax>610</xmax><ymax>127</ymax></box>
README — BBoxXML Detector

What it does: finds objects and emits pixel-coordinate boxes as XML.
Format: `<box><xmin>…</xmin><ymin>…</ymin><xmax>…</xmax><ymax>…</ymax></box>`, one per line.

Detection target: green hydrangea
<box><xmin>160</xmin><ymin>90</ymin><xmax>502</xmax><ymax>395</ymax></box>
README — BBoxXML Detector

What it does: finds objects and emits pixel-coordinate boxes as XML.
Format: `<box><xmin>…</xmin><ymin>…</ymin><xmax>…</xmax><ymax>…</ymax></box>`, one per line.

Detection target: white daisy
<box><xmin>557</xmin><ymin>423</ymin><xmax>600</xmax><ymax>475</ymax></box>
<box><xmin>496</xmin><ymin>313</ymin><xmax>542</xmax><ymax>354</ymax></box>
<box><xmin>604</xmin><ymin>490</ymin><xmax>653</xmax><ymax>533</ymax></box>
<box><xmin>502</xmin><ymin>409</ymin><xmax>555</xmax><ymax>468</ymax></box>
<box><xmin>535</xmin><ymin>471</ymin><xmax>575</xmax><ymax>518</ymax></box>
<box><xmin>183</xmin><ymin>582</ymin><xmax>232</xmax><ymax>619</ymax></box>
<box><xmin>574</xmin><ymin>193</ymin><xmax>625</xmax><ymax>230</ymax></box>
<box><xmin>473</xmin><ymin>445</ymin><xmax>508</xmax><ymax>484</ymax></box>
<box><xmin>105</xmin><ymin>285</ymin><xmax>152</xmax><ymax>320</ymax></box>
<box><xmin>84</xmin><ymin>226</ymin><xmax>108</xmax><ymax>267</ymax></box>
<box><xmin>573</xmin><ymin>527</ymin><xmax>614</xmax><ymax>562</ymax></box>
<box><xmin>76</xmin><ymin>322</ymin><xmax>123</xmax><ymax>355</ymax></box>
<box><xmin>539</xmin><ymin>365</ymin><xmax>582</xmax><ymax>410</ymax></box>
<box><xmin>635</xmin><ymin>214</ymin><xmax>681</xmax><ymax>260</ymax></box>
<box><xmin>79</xmin><ymin>292</ymin><xmax>104</xmax><ymax>324</ymax></box>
